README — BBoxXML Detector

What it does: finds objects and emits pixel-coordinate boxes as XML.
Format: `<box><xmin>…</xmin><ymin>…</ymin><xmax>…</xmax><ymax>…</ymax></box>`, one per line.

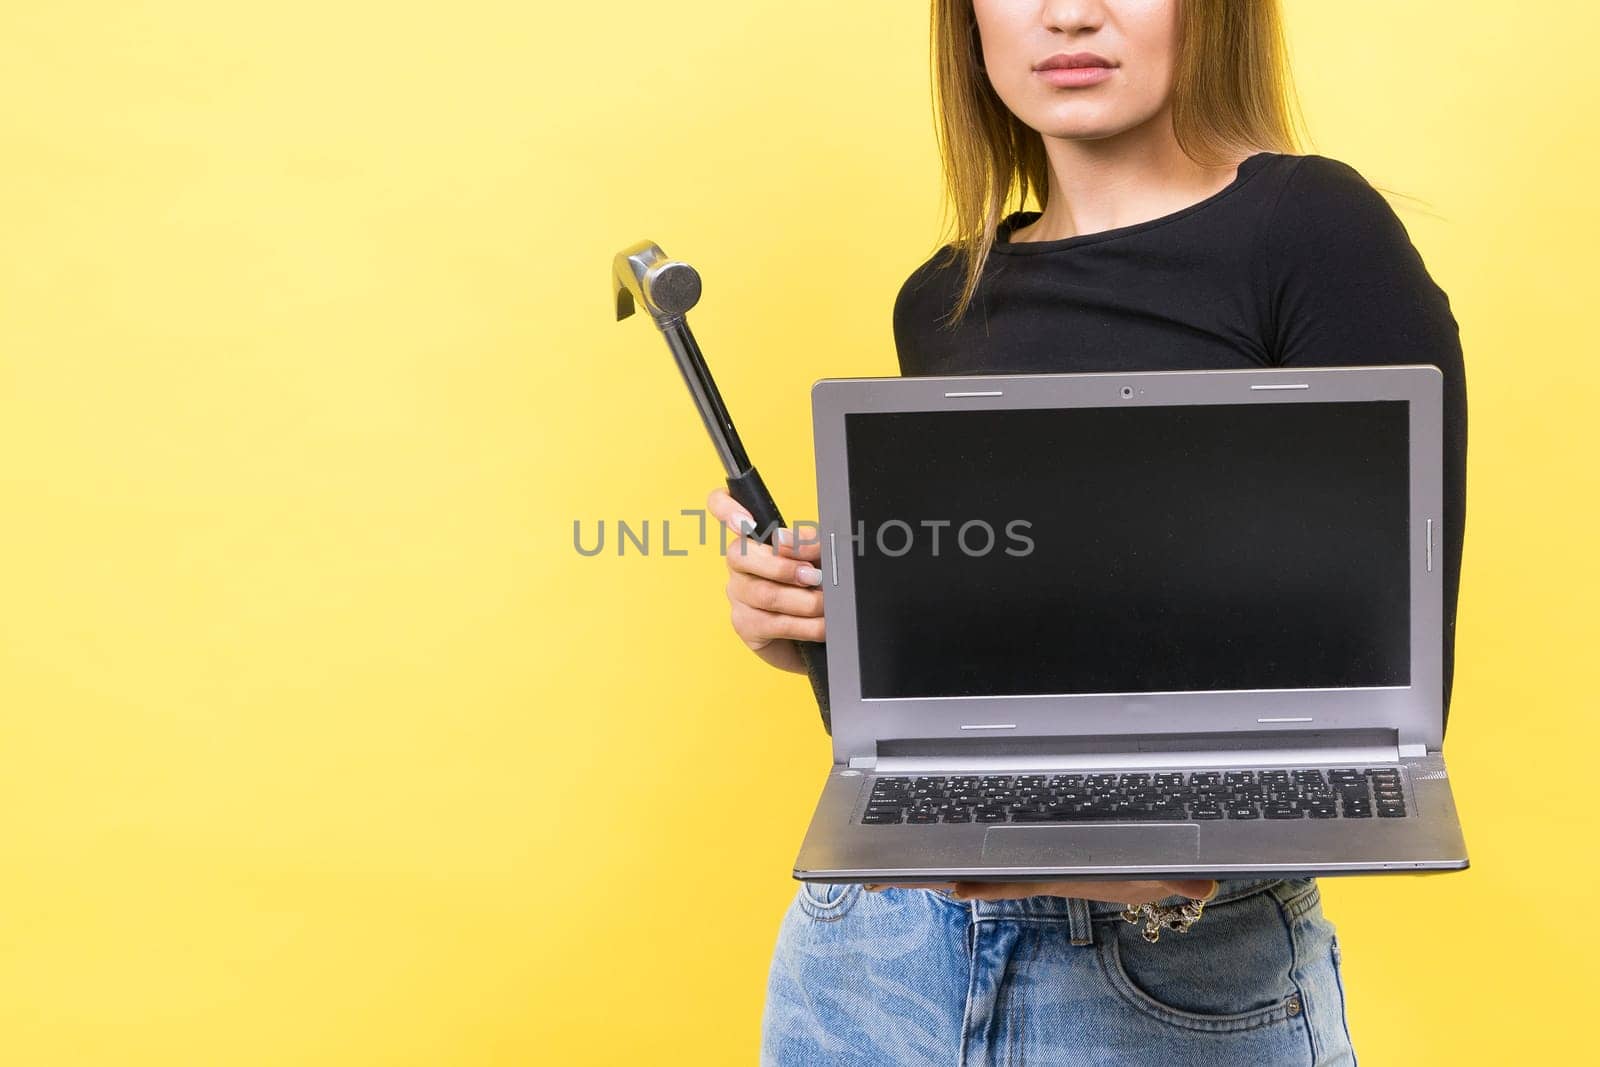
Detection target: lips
<box><xmin>1034</xmin><ymin>52</ymin><xmax>1115</xmax><ymax>71</ymax></box>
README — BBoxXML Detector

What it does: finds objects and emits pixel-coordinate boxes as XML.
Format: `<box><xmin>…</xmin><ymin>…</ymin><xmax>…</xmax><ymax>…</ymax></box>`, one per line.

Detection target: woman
<box><xmin>709</xmin><ymin>1</ymin><xmax>1465</xmax><ymax>1063</ymax></box>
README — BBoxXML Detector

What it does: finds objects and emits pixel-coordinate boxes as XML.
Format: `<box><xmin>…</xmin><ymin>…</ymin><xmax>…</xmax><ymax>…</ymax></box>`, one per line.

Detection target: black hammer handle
<box><xmin>726</xmin><ymin>465</ymin><xmax>832</xmax><ymax>734</ymax></box>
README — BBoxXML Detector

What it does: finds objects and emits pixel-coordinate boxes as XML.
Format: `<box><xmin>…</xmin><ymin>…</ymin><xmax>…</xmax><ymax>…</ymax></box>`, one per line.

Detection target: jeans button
<box><xmin>1286</xmin><ymin>993</ymin><xmax>1303</xmax><ymax>1017</ymax></box>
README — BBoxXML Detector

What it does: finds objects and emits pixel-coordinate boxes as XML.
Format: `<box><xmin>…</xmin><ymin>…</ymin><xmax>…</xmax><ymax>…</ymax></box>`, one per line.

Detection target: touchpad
<box><xmin>981</xmin><ymin>824</ymin><xmax>1201</xmax><ymax>864</ymax></box>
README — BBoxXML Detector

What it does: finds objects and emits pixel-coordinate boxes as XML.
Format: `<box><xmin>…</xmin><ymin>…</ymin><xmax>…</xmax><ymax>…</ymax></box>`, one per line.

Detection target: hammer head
<box><xmin>612</xmin><ymin>240</ymin><xmax>703</xmax><ymax>324</ymax></box>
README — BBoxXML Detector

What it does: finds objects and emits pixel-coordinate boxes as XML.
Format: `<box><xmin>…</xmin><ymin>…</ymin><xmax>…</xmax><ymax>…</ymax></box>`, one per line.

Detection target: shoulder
<box><xmin>895</xmin><ymin>241</ymin><xmax>961</xmax><ymax>296</ymax></box>
<box><xmin>891</xmin><ymin>243</ymin><xmax>969</xmax><ymax>375</ymax></box>
<box><xmin>1262</xmin><ymin>153</ymin><xmax>1415</xmax><ymax>261</ymax></box>
<box><xmin>1269</xmin><ymin>152</ymin><xmax>1383</xmax><ymax>204</ymax></box>
<box><xmin>1261</xmin><ymin>155</ymin><xmax>1459</xmax><ymax>359</ymax></box>
<box><xmin>1254</xmin><ymin>151</ymin><xmax>1433</xmax><ymax>283</ymax></box>
<box><xmin>892</xmin><ymin>243</ymin><xmax>963</xmax><ymax>328</ymax></box>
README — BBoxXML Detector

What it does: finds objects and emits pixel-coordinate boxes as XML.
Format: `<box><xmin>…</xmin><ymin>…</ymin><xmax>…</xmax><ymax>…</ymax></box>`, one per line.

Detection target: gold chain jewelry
<box><xmin>1120</xmin><ymin>896</ymin><xmax>1208</xmax><ymax>943</ymax></box>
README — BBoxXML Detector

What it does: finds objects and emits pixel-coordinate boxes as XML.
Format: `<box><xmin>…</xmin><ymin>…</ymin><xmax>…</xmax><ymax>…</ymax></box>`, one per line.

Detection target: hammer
<box><xmin>612</xmin><ymin>240</ymin><xmax>831</xmax><ymax>732</ymax></box>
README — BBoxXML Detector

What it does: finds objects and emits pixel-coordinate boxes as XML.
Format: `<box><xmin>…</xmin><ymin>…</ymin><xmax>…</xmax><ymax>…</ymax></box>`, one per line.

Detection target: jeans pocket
<box><xmin>1093</xmin><ymin>884</ymin><xmax>1303</xmax><ymax>1033</ymax></box>
<box><xmin>796</xmin><ymin>880</ymin><xmax>862</xmax><ymax>922</ymax></box>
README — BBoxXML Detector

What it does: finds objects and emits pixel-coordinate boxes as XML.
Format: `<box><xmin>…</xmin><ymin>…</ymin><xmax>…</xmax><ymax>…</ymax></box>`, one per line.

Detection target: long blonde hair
<box><xmin>929</xmin><ymin>0</ymin><xmax>1310</xmax><ymax>327</ymax></box>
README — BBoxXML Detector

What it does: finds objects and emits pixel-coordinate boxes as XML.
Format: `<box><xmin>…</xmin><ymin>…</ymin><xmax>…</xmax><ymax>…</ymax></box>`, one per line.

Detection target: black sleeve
<box><xmin>896</xmin><ymin>259</ymin><xmax>921</xmax><ymax>374</ymax></box>
<box><xmin>892</xmin><ymin>248</ymin><xmax>955</xmax><ymax>378</ymax></box>
<box><xmin>1264</xmin><ymin>155</ymin><xmax>1468</xmax><ymax>733</ymax></box>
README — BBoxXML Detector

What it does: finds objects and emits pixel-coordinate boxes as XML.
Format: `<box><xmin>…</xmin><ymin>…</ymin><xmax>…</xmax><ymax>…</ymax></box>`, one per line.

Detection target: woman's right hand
<box><xmin>707</xmin><ymin>486</ymin><xmax>825</xmax><ymax>675</ymax></box>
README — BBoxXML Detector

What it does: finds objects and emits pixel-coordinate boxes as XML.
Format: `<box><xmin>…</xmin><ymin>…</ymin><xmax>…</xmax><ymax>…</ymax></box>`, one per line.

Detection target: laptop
<box><xmin>793</xmin><ymin>364</ymin><xmax>1468</xmax><ymax>883</ymax></box>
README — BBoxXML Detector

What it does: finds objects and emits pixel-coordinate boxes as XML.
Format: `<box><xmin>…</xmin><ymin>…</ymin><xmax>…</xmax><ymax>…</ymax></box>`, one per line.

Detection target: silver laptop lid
<box><xmin>810</xmin><ymin>365</ymin><xmax>1444</xmax><ymax>763</ymax></box>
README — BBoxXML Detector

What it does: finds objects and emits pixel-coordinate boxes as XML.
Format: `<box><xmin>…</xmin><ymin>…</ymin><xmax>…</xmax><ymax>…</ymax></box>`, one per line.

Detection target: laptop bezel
<box><xmin>810</xmin><ymin>365</ymin><xmax>1445</xmax><ymax>764</ymax></box>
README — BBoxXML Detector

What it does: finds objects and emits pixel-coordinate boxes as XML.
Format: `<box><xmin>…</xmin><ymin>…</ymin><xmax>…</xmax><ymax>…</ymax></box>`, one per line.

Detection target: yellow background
<box><xmin>2</xmin><ymin>2</ymin><xmax>1595</xmax><ymax>1063</ymax></box>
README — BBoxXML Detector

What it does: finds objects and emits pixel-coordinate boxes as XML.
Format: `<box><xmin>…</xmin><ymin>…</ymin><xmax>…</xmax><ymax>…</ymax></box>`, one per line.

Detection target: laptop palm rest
<box><xmin>981</xmin><ymin>824</ymin><xmax>1201</xmax><ymax>863</ymax></box>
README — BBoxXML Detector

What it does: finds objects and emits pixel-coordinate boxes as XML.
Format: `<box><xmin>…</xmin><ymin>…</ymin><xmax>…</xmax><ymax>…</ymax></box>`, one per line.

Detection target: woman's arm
<box><xmin>1266</xmin><ymin>154</ymin><xmax>1468</xmax><ymax>730</ymax></box>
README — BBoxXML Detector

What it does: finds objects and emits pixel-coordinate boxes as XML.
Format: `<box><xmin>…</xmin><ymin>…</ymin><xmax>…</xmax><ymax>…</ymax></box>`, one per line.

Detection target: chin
<box><xmin>1028</xmin><ymin>117</ymin><xmax>1125</xmax><ymax>141</ymax></box>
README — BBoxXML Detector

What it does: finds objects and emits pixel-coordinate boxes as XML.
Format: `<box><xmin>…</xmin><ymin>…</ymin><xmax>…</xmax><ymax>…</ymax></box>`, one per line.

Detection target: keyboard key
<box><xmin>860</xmin><ymin>766</ymin><xmax>1406</xmax><ymax>825</ymax></box>
<box><xmin>1011</xmin><ymin>808</ymin><xmax>1185</xmax><ymax>823</ymax></box>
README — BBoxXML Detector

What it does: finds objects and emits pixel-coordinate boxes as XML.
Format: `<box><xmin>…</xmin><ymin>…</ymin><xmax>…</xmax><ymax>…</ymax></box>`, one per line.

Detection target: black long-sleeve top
<box><xmin>890</xmin><ymin>151</ymin><xmax>1467</xmax><ymax>732</ymax></box>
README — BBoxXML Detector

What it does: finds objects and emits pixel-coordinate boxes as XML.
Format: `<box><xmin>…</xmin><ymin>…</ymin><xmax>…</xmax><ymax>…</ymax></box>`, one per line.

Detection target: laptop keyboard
<box><xmin>861</xmin><ymin>768</ymin><xmax>1407</xmax><ymax>825</ymax></box>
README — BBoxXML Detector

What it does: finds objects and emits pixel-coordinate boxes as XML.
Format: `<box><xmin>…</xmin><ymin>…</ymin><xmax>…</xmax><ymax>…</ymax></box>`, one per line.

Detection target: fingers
<box><xmin>706</xmin><ymin>487</ymin><xmax>823</xmax><ymax>563</ymax></box>
<box><xmin>1167</xmin><ymin>879</ymin><xmax>1220</xmax><ymax>902</ymax></box>
<box><xmin>729</xmin><ymin>600</ymin><xmax>826</xmax><ymax>646</ymax></box>
<box><xmin>861</xmin><ymin>879</ymin><xmax>1221</xmax><ymax>906</ymax></box>
<box><xmin>863</xmin><ymin>882</ymin><xmax>956</xmax><ymax>893</ymax></box>
<box><xmin>724</xmin><ymin>534</ymin><xmax>824</xmax><ymax>585</ymax></box>
<box><xmin>727</xmin><ymin>569</ymin><xmax>823</xmax><ymax>618</ymax></box>
<box><xmin>710</xmin><ymin>486</ymin><xmax>828</xmax><ymax>650</ymax></box>
<box><xmin>771</xmin><ymin>524</ymin><xmax>824</xmax><ymax>563</ymax></box>
<box><xmin>942</xmin><ymin>879</ymin><xmax>1219</xmax><ymax>906</ymax></box>
<box><xmin>707</xmin><ymin>486</ymin><xmax>749</xmax><ymax>529</ymax></box>
<box><xmin>945</xmin><ymin>881</ymin><xmax>1105</xmax><ymax>903</ymax></box>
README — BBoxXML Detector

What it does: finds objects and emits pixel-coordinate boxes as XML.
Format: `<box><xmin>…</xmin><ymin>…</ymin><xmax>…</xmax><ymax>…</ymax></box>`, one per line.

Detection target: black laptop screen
<box><xmin>843</xmin><ymin>401</ymin><xmax>1411</xmax><ymax>699</ymax></box>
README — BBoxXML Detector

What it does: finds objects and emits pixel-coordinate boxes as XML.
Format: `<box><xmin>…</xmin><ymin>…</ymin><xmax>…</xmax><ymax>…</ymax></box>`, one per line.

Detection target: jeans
<box><xmin>761</xmin><ymin>878</ymin><xmax>1356</xmax><ymax>1066</ymax></box>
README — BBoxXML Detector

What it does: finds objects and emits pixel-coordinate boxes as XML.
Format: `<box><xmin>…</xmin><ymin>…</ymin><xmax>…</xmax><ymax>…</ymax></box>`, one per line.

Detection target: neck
<box><xmin>1015</xmin><ymin>110</ymin><xmax>1247</xmax><ymax>243</ymax></box>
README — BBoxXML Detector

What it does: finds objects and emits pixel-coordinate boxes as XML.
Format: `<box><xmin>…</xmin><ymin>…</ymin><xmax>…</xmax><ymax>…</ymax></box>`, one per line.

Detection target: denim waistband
<box><xmin>949</xmin><ymin>878</ymin><xmax>1296</xmax><ymax>946</ymax></box>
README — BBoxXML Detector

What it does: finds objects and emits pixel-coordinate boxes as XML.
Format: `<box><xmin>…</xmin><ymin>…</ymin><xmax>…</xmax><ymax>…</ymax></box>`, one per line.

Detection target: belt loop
<box><xmin>1067</xmin><ymin>896</ymin><xmax>1094</xmax><ymax>946</ymax></box>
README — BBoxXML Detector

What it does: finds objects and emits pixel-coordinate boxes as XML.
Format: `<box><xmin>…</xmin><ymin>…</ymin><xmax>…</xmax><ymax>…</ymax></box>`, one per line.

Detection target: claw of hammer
<box><xmin>612</xmin><ymin>240</ymin><xmax>703</xmax><ymax>324</ymax></box>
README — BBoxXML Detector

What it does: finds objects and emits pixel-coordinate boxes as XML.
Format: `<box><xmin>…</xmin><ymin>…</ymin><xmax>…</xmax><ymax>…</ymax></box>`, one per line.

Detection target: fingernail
<box><xmin>774</xmin><ymin>527</ymin><xmax>794</xmax><ymax>548</ymax></box>
<box><xmin>727</xmin><ymin>514</ymin><xmax>756</xmax><ymax>537</ymax></box>
<box><xmin>796</xmin><ymin>564</ymin><xmax>822</xmax><ymax>586</ymax></box>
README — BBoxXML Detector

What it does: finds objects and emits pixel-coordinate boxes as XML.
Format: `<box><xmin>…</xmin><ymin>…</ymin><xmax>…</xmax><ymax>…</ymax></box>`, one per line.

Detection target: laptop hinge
<box><xmin>860</xmin><ymin>730</ymin><xmax>1407</xmax><ymax>774</ymax></box>
<box><xmin>867</xmin><ymin>747</ymin><xmax>1400</xmax><ymax>774</ymax></box>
